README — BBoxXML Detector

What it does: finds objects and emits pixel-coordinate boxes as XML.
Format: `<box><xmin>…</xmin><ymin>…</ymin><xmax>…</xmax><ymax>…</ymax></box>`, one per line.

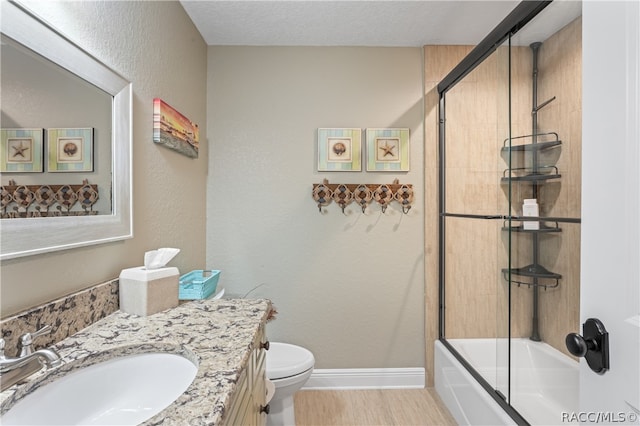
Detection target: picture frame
<box><xmin>153</xmin><ymin>98</ymin><xmax>199</xmax><ymax>158</ymax></box>
<box><xmin>317</xmin><ymin>128</ymin><xmax>362</xmax><ymax>171</ymax></box>
<box><xmin>47</xmin><ymin>128</ymin><xmax>94</xmax><ymax>172</ymax></box>
<box><xmin>1</xmin><ymin>128</ymin><xmax>44</xmax><ymax>172</ymax></box>
<box><xmin>366</xmin><ymin>128</ymin><xmax>410</xmax><ymax>171</ymax></box>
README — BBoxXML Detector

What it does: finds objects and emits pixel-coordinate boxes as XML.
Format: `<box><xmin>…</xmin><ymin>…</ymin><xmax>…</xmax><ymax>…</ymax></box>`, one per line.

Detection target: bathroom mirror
<box><xmin>0</xmin><ymin>1</ymin><xmax>132</xmax><ymax>260</ymax></box>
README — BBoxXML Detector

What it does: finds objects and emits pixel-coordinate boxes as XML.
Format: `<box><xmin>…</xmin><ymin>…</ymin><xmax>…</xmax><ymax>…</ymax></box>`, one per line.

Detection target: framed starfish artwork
<box><xmin>366</xmin><ymin>128</ymin><xmax>410</xmax><ymax>171</ymax></box>
<box><xmin>0</xmin><ymin>128</ymin><xmax>44</xmax><ymax>172</ymax></box>
<box><xmin>317</xmin><ymin>128</ymin><xmax>362</xmax><ymax>171</ymax></box>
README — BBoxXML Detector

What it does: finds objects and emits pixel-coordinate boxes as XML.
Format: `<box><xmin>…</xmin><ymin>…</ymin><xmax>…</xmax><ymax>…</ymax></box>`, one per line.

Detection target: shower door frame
<box><xmin>437</xmin><ymin>1</ymin><xmax>552</xmax><ymax>425</ymax></box>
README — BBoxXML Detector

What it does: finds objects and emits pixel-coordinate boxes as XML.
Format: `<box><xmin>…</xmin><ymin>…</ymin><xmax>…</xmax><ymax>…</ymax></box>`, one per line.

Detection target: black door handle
<box><xmin>566</xmin><ymin>332</ymin><xmax>598</xmax><ymax>357</ymax></box>
<box><xmin>565</xmin><ymin>318</ymin><xmax>609</xmax><ymax>374</ymax></box>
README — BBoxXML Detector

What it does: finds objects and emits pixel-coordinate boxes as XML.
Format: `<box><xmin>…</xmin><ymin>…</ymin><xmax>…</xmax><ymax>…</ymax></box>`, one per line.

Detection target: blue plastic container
<box><xmin>179</xmin><ymin>270</ymin><xmax>221</xmax><ymax>300</ymax></box>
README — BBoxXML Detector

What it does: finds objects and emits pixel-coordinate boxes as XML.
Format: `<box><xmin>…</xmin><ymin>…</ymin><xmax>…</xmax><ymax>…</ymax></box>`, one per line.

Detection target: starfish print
<box><xmin>11</xmin><ymin>142</ymin><xmax>29</xmax><ymax>158</ymax></box>
<box><xmin>379</xmin><ymin>141</ymin><xmax>395</xmax><ymax>157</ymax></box>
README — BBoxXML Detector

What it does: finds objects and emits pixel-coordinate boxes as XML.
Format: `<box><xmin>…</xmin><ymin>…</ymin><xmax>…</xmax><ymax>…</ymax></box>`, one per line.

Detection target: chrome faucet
<box><xmin>0</xmin><ymin>325</ymin><xmax>62</xmax><ymax>392</ymax></box>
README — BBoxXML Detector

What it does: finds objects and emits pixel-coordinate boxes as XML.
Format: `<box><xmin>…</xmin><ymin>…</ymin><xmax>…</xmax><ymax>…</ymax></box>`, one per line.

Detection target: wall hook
<box><xmin>331</xmin><ymin>184</ymin><xmax>353</xmax><ymax>214</ymax></box>
<box><xmin>532</xmin><ymin>96</ymin><xmax>556</xmax><ymax>113</ymax></box>
<box><xmin>2</xmin><ymin>180</ymin><xmax>100</xmax><ymax>218</ymax></box>
<box><xmin>312</xmin><ymin>180</ymin><xmax>413</xmax><ymax>214</ymax></box>
<box><xmin>373</xmin><ymin>184</ymin><xmax>393</xmax><ymax>213</ymax></box>
<box><xmin>312</xmin><ymin>181</ymin><xmax>332</xmax><ymax>212</ymax></box>
<box><xmin>394</xmin><ymin>184</ymin><xmax>414</xmax><ymax>214</ymax></box>
<box><xmin>353</xmin><ymin>184</ymin><xmax>372</xmax><ymax>213</ymax></box>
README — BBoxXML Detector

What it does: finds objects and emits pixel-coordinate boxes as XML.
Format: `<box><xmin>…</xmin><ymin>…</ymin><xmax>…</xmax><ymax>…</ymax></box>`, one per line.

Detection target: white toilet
<box><xmin>266</xmin><ymin>342</ymin><xmax>315</xmax><ymax>426</ymax></box>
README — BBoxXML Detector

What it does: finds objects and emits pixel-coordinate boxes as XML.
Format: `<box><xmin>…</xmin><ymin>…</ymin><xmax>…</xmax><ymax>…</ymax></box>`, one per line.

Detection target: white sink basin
<box><xmin>1</xmin><ymin>352</ymin><xmax>198</xmax><ymax>425</ymax></box>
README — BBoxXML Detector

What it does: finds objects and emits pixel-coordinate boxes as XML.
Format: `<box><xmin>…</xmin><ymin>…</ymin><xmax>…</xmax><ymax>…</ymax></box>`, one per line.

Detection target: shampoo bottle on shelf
<box><xmin>522</xmin><ymin>199</ymin><xmax>539</xmax><ymax>230</ymax></box>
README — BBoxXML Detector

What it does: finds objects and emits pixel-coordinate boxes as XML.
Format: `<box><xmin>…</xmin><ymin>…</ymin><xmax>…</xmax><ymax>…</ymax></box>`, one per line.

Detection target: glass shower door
<box><xmin>440</xmin><ymin>37</ymin><xmax>511</xmax><ymax>401</ymax></box>
<box><xmin>506</xmin><ymin>7</ymin><xmax>582</xmax><ymax>424</ymax></box>
<box><xmin>437</xmin><ymin>2</ymin><xmax>582</xmax><ymax>424</ymax></box>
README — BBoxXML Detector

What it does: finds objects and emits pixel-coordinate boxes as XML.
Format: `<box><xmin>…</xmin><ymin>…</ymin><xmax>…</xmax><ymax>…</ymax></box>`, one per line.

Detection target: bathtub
<box><xmin>435</xmin><ymin>338</ymin><xmax>578</xmax><ymax>425</ymax></box>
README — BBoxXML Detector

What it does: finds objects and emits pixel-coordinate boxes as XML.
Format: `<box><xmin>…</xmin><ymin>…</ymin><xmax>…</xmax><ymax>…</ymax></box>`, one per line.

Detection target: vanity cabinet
<box><xmin>222</xmin><ymin>325</ymin><xmax>269</xmax><ymax>426</ymax></box>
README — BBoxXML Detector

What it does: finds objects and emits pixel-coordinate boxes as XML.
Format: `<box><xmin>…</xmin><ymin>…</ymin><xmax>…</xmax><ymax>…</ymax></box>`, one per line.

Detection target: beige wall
<box><xmin>1</xmin><ymin>1</ymin><xmax>208</xmax><ymax>317</ymax></box>
<box><xmin>0</xmin><ymin>1</ymin><xmax>581</xmax><ymax>382</ymax></box>
<box><xmin>2</xmin><ymin>5</ymin><xmax>426</xmax><ymax>373</ymax></box>
<box><xmin>206</xmin><ymin>46</ymin><xmax>426</xmax><ymax>369</ymax></box>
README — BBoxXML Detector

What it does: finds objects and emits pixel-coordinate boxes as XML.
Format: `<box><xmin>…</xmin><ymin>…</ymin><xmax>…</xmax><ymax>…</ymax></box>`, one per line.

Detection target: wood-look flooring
<box><xmin>294</xmin><ymin>389</ymin><xmax>457</xmax><ymax>426</ymax></box>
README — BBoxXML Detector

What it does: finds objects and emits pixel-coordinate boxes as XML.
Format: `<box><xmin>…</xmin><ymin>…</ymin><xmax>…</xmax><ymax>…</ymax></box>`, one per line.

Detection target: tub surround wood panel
<box><xmin>424</xmin><ymin>45</ymin><xmax>473</xmax><ymax>387</ymax></box>
<box><xmin>438</xmin><ymin>46</ymin><xmax>509</xmax><ymax>341</ymax></box>
<box><xmin>508</xmin><ymin>18</ymin><xmax>582</xmax><ymax>356</ymax></box>
<box><xmin>0</xmin><ymin>298</ymin><xmax>271</xmax><ymax>425</ymax></box>
<box><xmin>534</xmin><ymin>17</ymin><xmax>582</xmax><ymax>358</ymax></box>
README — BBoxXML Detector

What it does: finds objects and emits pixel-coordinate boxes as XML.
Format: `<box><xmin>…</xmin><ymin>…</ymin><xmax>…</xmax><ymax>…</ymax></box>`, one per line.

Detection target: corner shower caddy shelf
<box><xmin>502</xmin><ymin>218</ymin><xmax>562</xmax><ymax>233</ymax></box>
<box><xmin>501</xmin><ymin>264</ymin><xmax>561</xmax><ymax>290</ymax></box>
<box><xmin>501</xmin><ymin>129</ymin><xmax>565</xmax><ymax>338</ymax></box>
<box><xmin>501</xmin><ymin>138</ymin><xmax>564</xmax><ymax>287</ymax></box>
<box><xmin>500</xmin><ymin>132</ymin><xmax>563</xmax><ymax>183</ymax></box>
<box><xmin>500</xmin><ymin>132</ymin><xmax>565</xmax><ymax>256</ymax></box>
<box><xmin>501</xmin><ymin>41</ymin><xmax>566</xmax><ymax>342</ymax></box>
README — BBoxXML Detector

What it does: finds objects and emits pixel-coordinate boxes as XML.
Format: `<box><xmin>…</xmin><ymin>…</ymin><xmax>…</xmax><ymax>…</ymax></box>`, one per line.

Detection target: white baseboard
<box><xmin>303</xmin><ymin>368</ymin><xmax>425</xmax><ymax>390</ymax></box>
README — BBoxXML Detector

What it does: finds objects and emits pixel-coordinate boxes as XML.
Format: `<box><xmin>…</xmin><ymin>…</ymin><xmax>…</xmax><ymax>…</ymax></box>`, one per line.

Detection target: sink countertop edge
<box><xmin>0</xmin><ymin>298</ymin><xmax>272</xmax><ymax>426</ymax></box>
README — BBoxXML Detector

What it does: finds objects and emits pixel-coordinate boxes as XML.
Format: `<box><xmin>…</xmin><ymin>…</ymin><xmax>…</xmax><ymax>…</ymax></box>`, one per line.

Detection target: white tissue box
<box><xmin>119</xmin><ymin>266</ymin><xmax>179</xmax><ymax>316</ymax></box>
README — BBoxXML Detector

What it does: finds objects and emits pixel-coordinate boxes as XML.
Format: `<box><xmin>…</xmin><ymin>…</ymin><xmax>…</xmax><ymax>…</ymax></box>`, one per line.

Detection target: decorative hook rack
<box><xmin>1</xmin><ymin>179</ymin><xmax>99</xmax><ymax>218</ymax></box>
<box><xmin>312</xmin><ymin>179</ymin><xmax>413</xmax><ymax>214</ymax></box>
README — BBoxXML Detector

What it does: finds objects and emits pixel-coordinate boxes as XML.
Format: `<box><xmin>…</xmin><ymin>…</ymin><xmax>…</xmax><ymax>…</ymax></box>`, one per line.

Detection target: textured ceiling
<box><xmin>179</xmin><ymin>1</ymin><xmax>524</xmax><ymax>47</ymax></box>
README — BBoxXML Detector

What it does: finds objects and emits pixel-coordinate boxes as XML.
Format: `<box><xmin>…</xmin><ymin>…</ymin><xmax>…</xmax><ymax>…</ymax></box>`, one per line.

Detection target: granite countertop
<box><xmin>0</xmin><ymin>298</ymin><xmax>271</xmax><ymax>425</ymax></box>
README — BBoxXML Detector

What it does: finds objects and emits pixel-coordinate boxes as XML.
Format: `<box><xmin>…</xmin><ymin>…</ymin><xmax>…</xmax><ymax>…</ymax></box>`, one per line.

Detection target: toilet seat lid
<box><xmin>266</xmin><ymin>342</ymin><xmax>315</xmax><ymax>380</ymax></box>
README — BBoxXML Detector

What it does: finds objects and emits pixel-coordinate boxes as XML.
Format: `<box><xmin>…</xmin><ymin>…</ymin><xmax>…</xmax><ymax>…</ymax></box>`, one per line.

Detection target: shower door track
<box><xmin>438</xmin><ymin>338</ymin><xmax>529</xmax><ymax>425</ymax></box>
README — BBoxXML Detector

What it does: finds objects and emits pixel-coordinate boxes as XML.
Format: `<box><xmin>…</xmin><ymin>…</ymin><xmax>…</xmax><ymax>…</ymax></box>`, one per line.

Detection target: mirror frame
<box><xmin>1</xmin><ymin>1</ymin><xmax>132</xmax><ymax>260</ymax></box>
